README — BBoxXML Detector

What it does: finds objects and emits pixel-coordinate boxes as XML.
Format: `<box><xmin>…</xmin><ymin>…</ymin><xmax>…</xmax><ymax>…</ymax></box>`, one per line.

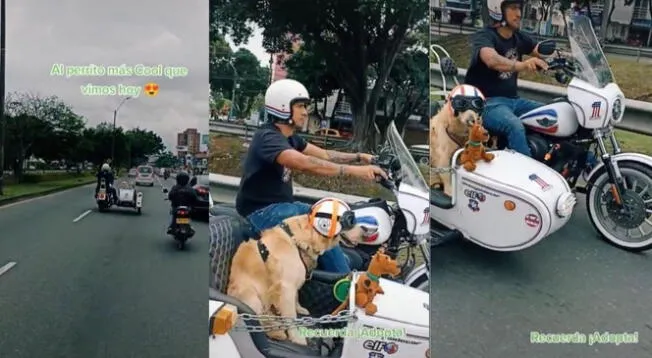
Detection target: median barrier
<box><xmin>209</xmin><ymin>173</ymin><xmax>394</xmax><ymax>205</ymax></box>
<box><xmin>430</xmin><ymin>63</ymin><xmax>652</xmax><ymax>135</ymax></box>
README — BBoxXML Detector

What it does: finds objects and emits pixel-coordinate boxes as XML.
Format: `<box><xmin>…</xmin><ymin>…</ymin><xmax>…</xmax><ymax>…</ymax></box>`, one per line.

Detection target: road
<box><xmin>213</xmin><ymin>184</ymin><xmax>652</xmax><ymax>357</ymax></box>
<box><xmin>0</xmin><ymin>176</ymin><xmax>208</xmax><ymax>358</ymax></box>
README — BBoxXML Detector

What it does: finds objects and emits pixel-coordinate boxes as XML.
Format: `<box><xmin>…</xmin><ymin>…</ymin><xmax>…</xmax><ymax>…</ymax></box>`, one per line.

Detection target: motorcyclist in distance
<box><xmin>166</xmin><ymin>171</ymin><xmax>199</xmax><ymax>234</ymax></box>
<box><xmin>235</xmin><ymin>78</ymin><xmax>387</xmax><ymax>274</ymax></box>
<box><xmin>464</xmin><ymin>0</ymin><xmax>549</xmax><ymax>157</ymax></box>
<box><xmin>95</xmin><ymin>163</ymin><xmax>117</xmax><ymax>202</ymax></box>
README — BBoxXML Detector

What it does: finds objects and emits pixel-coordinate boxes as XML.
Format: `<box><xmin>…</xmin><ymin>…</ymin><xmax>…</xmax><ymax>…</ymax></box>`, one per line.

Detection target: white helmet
<box><xmin>264</xmin><ymin>79</ymin><xmax>310</xmax><ymax>123</ymax></box>
<box><xmin>487</xmin><ymin>0</ymin><xmax>523</xmax><ymax>22</ymax></box>
<box><xmin>309</xmin><ymin>197</ymin><xmax>354</xmax><ymax>238</ymax></box>
<box><xmin>447</xmin><ymin>84</ymin><xmax>486</xmax><ymax>115</ymax></box>
<box><xmin>101</xmin><ymin>163</ymin><xmax>111</xmax><ymax>171</ymax></box>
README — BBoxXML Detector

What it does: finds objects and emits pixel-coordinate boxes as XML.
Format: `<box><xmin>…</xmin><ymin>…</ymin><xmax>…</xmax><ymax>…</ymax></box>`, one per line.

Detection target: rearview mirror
<box><xmin>538</xmin><ymin>40</ymin><xmax>557</xmax><ymax>56</ymax></box>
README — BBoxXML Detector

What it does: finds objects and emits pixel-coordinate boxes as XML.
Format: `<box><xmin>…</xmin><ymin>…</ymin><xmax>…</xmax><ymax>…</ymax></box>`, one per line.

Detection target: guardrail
<box><xmin>209</xmin><ymin>173</ymin><xmax>375</xmax><ymax>204</ymax></box>
<box><xmin>209</xmin><ymin>122</ymin><xmax>350</xmax><ymax>148</ymax></box>
<box><xmin>430</xmin><ymin>64</ymin><xmax>652</xmax><ymax>135</ymax></box>
<box><xmin>430</xmin><ymin>23</ymin><xmax>652</xmax><ymax>59</ymax></box>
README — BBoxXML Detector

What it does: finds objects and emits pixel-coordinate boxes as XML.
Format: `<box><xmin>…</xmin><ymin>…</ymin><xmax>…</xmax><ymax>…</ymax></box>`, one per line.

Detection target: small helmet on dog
<box><xmin>447</xmin><ymin>84</ymin><xmax>486</xmax><ymax>116</ymax></box>
<box><xmin>309</xmin><ymin>197</ymin><xmax>355</xmax><ymax>238</ymax></box>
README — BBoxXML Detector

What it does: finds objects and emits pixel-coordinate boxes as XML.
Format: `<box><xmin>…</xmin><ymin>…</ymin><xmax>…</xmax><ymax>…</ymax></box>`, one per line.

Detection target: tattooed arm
<box><xmin>277</xmin><ymin>148</ymin><xmax>357</xmax><ymax>177</ymax></box>
<box><xmin>302</xmin><ymin>143</ymin><xmax>361</xmax><ymax>163</ymax></box>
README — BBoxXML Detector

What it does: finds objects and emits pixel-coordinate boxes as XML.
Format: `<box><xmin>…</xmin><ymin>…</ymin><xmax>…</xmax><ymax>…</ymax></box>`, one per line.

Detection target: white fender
<box><xmin>586</xmin><ymin>152</ymin><xmax>652</xmax><ymax>185</ymax></box>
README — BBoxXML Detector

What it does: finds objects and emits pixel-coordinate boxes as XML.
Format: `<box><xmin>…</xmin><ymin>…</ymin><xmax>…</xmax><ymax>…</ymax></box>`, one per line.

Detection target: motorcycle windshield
<box><xmin>385</xmin><ymin>121</ymin><xmax>429</xmax><ymax>193</ymax></box>
<box><xmin>567</xmin><ymin>15</ymin><xmax>615</xmax><ymax>88</ymax></box>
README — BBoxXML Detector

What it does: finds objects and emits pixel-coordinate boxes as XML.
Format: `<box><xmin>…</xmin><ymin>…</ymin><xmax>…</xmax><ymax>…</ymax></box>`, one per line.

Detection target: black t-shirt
<box><xmin>235</xmin><ymin>123</ymin><xmax>308</xmax><ymax>217</ymax></box>
<box><xmin>464</xmin><ymin>27</ymin><xmax>536</xmax><ymax>98</ymax></box>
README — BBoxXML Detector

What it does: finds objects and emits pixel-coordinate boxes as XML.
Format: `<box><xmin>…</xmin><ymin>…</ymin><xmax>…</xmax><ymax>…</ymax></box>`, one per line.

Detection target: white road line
<box><xmin>0</xmin><ymin>262</ymin><xmax>17</xmax><ymax>278</ymax></box>
<box><xmin>73</xmin><ymin>209</ymin><xmax>92</xmax><ymax>223</ymax></box>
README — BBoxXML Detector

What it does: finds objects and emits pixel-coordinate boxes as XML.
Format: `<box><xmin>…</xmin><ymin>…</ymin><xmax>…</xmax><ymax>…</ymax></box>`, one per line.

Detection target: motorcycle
<box><xmin>431</xmin><ymin>15</ymin><xmax>652</xmax><ymax>252</ymax></box>
<box><xmin>209</xmin><ymin>121</ymin><xmax>430</xmax><ymax>358</ymax></box>
<box><xmin>96</xmin><ymin>179</ymin><xmax>143</xmax><ymax>214</ymax></box>
<box><xmin>163</xmin><ymin>188</ymin><xmax>195</xmax><ymax>249</ymax></box>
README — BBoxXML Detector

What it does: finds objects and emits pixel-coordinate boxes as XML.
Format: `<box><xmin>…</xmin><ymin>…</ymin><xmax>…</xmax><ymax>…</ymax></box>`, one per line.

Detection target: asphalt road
<box><xmin>214</xmin><ymin>184</ymin><xmax>652</xmax><ymax>358</ymax></box>
<box><xmin>0</xmin><ymin>176</ymin><xmax>208</xmax><ymax>358</ymax></box>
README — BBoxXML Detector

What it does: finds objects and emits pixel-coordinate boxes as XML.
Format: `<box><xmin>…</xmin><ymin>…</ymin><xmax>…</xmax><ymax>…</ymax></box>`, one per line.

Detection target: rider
<box><xmin>166</xmin><ymin>171</ymin><xmax>199</xmax><ymax>234</ymax></box>
<box><xmin>95</xmin><ymin>163</ymin><xmax>117</xmax><ymax>201</ymax></box>
<box><xmin>464</xmin><ymin>0</ymin><xmax>548</xmax><ymax>157</ymax></box>
<box><xmin>235</xmin><ymin>78</ymin><xmax>386</xmax><ymax>274</ymax></box>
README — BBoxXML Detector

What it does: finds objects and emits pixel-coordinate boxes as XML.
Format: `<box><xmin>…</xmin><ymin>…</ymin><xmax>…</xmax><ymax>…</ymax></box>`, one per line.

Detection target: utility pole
<box><xmin>0</xmin><ymin>0</ymin><xmax>6</xmax><ymax>195</ymax></box>
<box><xmin>110</xmin><ymin>96</ymin><xmax>132</xmax><ymax>166</ymax></box>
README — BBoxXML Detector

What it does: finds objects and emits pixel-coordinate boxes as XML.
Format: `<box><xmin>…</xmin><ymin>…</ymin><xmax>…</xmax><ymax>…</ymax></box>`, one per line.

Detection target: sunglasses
<box><xmin>450</xmin><ymin>96</ymin><xmax>485</xmax><ymax>113</ymax></box>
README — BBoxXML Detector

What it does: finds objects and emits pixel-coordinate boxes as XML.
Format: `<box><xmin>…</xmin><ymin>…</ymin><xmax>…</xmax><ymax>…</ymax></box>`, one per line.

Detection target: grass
<box><xmin>2</xmin><ymin>174</ymin><xmax>95</xmax><ymax>201</ymax></box>
<box><xmin>431</xmin><ymin>34</ymin><xmax>652</xmax><ymax>102</ymax></box>
<box><xmin>210</xmin><ymin>134</ymin><xmax>432</xmax><ymax>200</ymax></box>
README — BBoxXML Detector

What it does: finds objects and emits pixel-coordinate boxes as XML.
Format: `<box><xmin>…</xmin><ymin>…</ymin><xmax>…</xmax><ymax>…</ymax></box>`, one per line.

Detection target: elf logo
<box><xmin>363</xmin><ymin>340</ymin><xmax>398</xmax><ymax>354</ymax></box>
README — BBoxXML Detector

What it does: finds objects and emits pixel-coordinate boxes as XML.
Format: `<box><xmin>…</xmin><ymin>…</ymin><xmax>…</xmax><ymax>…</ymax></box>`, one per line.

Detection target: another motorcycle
<box><xmin>163</xmin><ymin>188</ymin><xmax>195</xmax><ymax>249</ymax></box>
<box><xmin>431</xmin><ymin>15</ymin><xmax>652</xmax><ymax>252</ymax></box>
<box><xmin>97</xmin><ymin>179</ymin><xmax>143</xmax><ymax>214</ymax></box>
<box><xmin>209</xmin><ymin>121</ymin><xmax>430</xmax><ymax>358</ymax></box>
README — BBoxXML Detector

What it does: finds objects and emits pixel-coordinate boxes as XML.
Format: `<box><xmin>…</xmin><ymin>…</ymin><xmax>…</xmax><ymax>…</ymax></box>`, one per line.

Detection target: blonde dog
<box><xmin>429</xmin><ymin>84</ymin><xmax>486</xmax><ymax>196</ymax></box>
<box><xmin>227</xmin><ymin>214</ymin><xmax>363</xmax><ymax>346</ymax></box>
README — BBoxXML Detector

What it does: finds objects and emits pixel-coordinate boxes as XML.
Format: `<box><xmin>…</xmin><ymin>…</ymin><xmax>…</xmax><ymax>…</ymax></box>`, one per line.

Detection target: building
<box><xmin>176</xmin><ymin>128</ymin><xmax>200</xmax><ymax>156</ymax></box>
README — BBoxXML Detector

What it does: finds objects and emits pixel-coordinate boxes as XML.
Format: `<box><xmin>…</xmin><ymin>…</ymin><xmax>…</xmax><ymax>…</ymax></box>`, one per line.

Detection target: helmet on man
<box><xmin>486</xmin><ymin>0</ymin><xmax>523</xmax><ymax>23</ymax></box>
<box><xmin>176</xmin><ymin>171</ymin><xmax>190</xmax><ymax>186</ymax></box>
<box><xmin>101</xmin><ymin>163</ymin><xmax>111</xmax><ymax>172</ymax></box>
<box><xmin>264</xmin><ymin>79</ymin><xmax>310</xmax><ymax>125</ymax></box>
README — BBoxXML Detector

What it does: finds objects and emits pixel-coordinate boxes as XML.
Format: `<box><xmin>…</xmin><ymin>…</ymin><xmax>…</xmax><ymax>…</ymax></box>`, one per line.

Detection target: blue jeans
<box><xmin>247</xmin><ymin>202</ymin><xmax>351</xmax><ymax>274</ymax></box>
<box><xmin>482</xmin><ymin>97</ymin><xmax>543</xmax><ymax>157</ymax></box>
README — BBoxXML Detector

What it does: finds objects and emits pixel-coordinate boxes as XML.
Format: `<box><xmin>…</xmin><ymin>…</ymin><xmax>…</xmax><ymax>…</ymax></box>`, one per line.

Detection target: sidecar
<box><xmin>115</xmin><ymin>181</ymin><xmax>143</xmax><ymax>214</ymax></box>
<box><xmin>430</xmin><ymin>149</ymin><xmax>577</xmax><ymax>251</ymax></box>
<box><xmin>209</xmin><ymin>214</ymin><xmax>430</xmax><ymax>358</ymax></box>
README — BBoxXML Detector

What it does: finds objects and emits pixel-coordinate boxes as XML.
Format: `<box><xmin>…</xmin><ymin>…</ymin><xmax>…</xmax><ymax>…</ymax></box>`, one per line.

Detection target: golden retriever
<box><xmin>429</xmin><ymin>105</ymin><xmax>482</xmax><ymax>196</ymax></box>
<box><xmin>227</xmin><ymin>214</ymin><xmax>364</xmax><ymax>346</ymax></box>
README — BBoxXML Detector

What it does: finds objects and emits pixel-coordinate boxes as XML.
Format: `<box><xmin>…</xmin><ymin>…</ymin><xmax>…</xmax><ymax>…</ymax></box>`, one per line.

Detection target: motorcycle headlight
<box><xmin>556</xmin><ymin>192</ymin><xmax>576</xmax><ymax>218</ymax></box>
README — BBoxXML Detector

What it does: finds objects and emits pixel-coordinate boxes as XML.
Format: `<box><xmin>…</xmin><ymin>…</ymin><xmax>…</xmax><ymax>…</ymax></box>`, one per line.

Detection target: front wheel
<box><xmin>586</xmin><ymin>162</ymin><xmax>652</xmax><ymax>252</ymax></box>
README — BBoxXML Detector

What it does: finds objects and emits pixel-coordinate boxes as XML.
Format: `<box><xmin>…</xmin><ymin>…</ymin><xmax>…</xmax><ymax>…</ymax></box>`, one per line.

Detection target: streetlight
<box><xmin>0</xmin><ymin>0</ymin><xmax>6</xmax><ymax>195</ymax></box>
<box><xmin>110</xmin><ymin>96</ymin><xmax>132</xmax><ymax>165</ymax></box>
<box><xmin>218</xmin><ymin>59</ymin><xmax>238</xmax><ymax>121</ymax></box>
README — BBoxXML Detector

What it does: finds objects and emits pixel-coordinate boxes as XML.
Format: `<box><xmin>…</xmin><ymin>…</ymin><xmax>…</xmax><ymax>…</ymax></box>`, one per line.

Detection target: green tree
<box><xmin>212</xmin><ymin>0</ymin><xmax>429</xmax><ymax>150</ymax></box>
<box><xmin>125</xmin><ymin>128</ymin><xmax>165</xmax><ymax>167</ymax></box>
<box><xmin>155</xmin><ymin>151</ymin><xmax>179</xmax><ymax>168</ymax></box>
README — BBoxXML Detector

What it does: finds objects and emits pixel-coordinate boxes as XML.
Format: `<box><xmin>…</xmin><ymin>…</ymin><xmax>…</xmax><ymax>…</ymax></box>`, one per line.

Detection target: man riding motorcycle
<box><xmin>95</xmin><ymin>163</ymin><xmax>117</xmax><ymax>202</ymax></box>
<box><xmin>464</xmin><ymin>0</ymin><xmax>549</xmax><ymax>157</ymax></box>
<box><xmin>235</xmin><ymin>78</ymin><xmax>386</xmax><ymax>274</ymax></box>
<box><xmin>167</xmin><ymin>171</ymin><xmax>199</xmax><ymax>234</ymax></box>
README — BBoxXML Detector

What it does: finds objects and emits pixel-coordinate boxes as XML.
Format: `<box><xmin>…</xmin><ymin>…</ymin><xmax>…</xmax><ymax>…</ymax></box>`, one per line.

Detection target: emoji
<box><xmin>144</xmin><ymin>83</ymin><xmax>159</xmax><ymax>97</ymax></box>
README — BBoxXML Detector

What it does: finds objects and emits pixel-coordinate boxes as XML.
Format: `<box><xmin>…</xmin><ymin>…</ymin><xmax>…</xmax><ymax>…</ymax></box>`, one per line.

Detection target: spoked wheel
<box><xmin>586</xmin><ymin>162</ymin><xmax>652</xmax><ymax>252</ymax></box>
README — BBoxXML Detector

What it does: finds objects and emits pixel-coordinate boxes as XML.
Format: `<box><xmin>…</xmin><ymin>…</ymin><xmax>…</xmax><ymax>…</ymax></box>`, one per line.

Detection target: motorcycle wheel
<box><xmin>137</xmin><ymin>207</ymin><xmax>142</xmax><ymax>215</ymax></box>
<box><xmin>176</xmin><ymin>238</ymin><xmax>186</xmax><ymax>250</ymax></box>
<box><xmin>586</xmin><ymin>161</ymin><xmax>652</xmax><ymax>252</ymax></box>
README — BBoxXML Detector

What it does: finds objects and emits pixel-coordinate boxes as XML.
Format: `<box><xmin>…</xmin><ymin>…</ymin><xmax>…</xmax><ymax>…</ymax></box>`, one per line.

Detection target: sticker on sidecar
<box><xmin>363</xmin><ymin>340</ymin><xmax>399</xmax><ymax>354</ymax></box>
<box><xmin>369</xmin><ymin>353</ymin><xmax>384</xmax><ymax>358</ymax></box>
<box><xmin>464</xmin><ymin>188</ymin><xmax>486</xmax><ymax>202</ymax></box>
<box><xmin>461</xmin><ymin>179</ymin><xmax>499</xmax><ymax>198</ymax></box>
<box><xmin>529</xmin><ymin>173</ymin><xmax>552</xmax><ymax>191</ymax></box>
<box><xmin>525</xmin><ymin>214</ymin><xmax>540</xmax><ymax>227</ymax></box>
<box><xmin>468</xmin><ymin>199</ymin><xmax>480</xmax><ymax>212</ymax></box>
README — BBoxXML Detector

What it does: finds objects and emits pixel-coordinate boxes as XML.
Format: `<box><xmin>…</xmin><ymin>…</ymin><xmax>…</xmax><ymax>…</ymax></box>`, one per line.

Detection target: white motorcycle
<box><xmin>432</xmin><ymin>15</ymin><xmax>652</xmax><ymax>252</ymax></box>
<box><xmin>209</xmin><ymin>121</ymin><xmax>430</xmax><ymax>358</ymax></box>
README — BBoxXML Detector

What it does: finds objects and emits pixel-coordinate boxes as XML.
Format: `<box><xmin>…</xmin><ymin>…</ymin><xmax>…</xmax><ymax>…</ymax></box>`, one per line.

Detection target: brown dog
<box><xmin>459</xmin><ymin>122</ymin><xmax>495</xmax><ymax>172</ymax></box>
<box><xmin>227</xmin><ymin>214</ymin><xmax>363</xmax><ymax>346</ymax></box>
<box><xmin>429</xmin><ymin>105</ymin><xmax>482</xmax><ymax>196</ymax></box>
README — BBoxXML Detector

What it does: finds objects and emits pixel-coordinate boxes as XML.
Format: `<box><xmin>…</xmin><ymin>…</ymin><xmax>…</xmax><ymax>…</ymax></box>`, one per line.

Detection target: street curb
<box><xmin>0</xmin><ymin>178</ymin><xmax>96</xmax><ymax>207</ymax></box>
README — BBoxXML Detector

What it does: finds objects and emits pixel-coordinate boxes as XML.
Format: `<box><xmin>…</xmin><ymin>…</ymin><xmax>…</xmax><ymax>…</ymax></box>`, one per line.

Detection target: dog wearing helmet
<box><xmin>227</xmin><ymin>197</ymin><xmax>364</xmax><ymax>346</ymax></box>
<box><xmin>464</xmin><ymin>0</ymin><xmax>549</xmax><ymax>158</ymax></box>
<box><xmin>429</xmin><ymin>84</ymin><xmax>486</xmax><ymax>195</ymax></box>
<box><xmin>233</xmin><ymin>79</ymin><xmax>384</xmax><ymax>274</ymax></box>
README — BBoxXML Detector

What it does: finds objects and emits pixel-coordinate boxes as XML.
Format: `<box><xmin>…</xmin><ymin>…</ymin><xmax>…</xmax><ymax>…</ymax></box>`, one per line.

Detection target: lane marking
<box><xmin>73</xmin><ymin>209</ymin><xmax>93</xmax><ymax>223</ymax></box>
<box><xmin>0</xmin><ymin>262</ymin><xmax>17</xmax><ymax>278</ymax></box>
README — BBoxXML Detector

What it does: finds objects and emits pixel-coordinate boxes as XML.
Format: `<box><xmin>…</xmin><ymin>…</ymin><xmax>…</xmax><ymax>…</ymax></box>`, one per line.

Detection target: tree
<box><xmin>213</xmin><ymin>0</ymin><xmax>429</xmax><ymax>150</ymax></box>
<box><xmin>230</xmin><ymin>49</ymin><xmax>270</xmax><ymax>117</ymax></box>
<box><xmin>155</xmin><ymin>151</ymin><xmax>179</xmax><ymax>168</ymax></box>
<box><xmin>125</xmin><ymin>128</ymin><xmax>165</xmax><ymax>167</ymax></box>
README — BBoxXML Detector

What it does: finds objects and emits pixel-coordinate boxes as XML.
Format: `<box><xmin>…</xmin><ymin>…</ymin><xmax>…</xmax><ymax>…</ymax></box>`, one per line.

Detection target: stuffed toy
<box><xmin>332</xmin><ymin>247</ymin><xmax>401</xmax><ymax>316</ymax></box>
<box><xmin>459</xmin><ymin>122</ymin><xmax>494</xmax><ymax>172</ymax></box>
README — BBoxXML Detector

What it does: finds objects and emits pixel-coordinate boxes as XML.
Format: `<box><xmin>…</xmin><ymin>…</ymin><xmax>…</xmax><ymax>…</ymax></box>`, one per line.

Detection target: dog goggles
<box><xmin>450</xmin><ymin>96</ymin><xmax>485</xmax><ymax>113</ymax></box>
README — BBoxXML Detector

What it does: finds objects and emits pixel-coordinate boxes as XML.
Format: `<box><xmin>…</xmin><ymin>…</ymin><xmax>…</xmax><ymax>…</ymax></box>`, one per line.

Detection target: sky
<box><xmin>5</xmin><ymin>0</ymin><xmax>209</xmax><ymax>152</ymax></box>
<box><xmin>225</xmin><ymin>25</ymin><xmax>268</xmax><ymax>66</ymax></box>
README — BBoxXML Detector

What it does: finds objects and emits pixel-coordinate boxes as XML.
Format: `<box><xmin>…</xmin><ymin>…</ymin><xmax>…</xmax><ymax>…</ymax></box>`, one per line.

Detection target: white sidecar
<box><xmin>115</xmin><ymin>181</ymin><xmax>143</xmax><ymax>214</ymax></box>
<box><xmin>431</xmin><ymin>149</ymin><xmax>577</xmax><ymax>251</ymax></box>
<box><xmin>209</xmin><ymin>271</ymin><xmax>430</xmax><ymax>358</ymax></box>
